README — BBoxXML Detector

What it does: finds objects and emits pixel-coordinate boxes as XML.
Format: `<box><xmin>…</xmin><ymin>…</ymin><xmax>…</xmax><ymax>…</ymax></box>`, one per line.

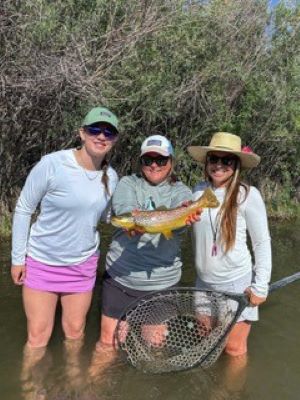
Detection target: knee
<box><xmin>99</xmin><ymin>329</ymin><xmax>116</xmax><ymax>347</ymax></box>
<box><xmin>98</xmin><ymin>315</ymin><xmax>119</xmax><ymax>347</ymax></box>
<box><xmin>225</xmin><ymin>339</ymin><xmax>248</xmax><ymax>356</ymax></box>
<box><xmin>27</xmin><ymin>324</ymin><xmax>52</xmax><ymax>348</ymax></box>
<box><xmin>62</xmin><ymin>320</ymin><xmax>85</xmax><ymax>340</ymax></box>
<box><xmin>225</xmin><ymin>321</ymin><xmax>251</xmax><ymax>356</ymax></box>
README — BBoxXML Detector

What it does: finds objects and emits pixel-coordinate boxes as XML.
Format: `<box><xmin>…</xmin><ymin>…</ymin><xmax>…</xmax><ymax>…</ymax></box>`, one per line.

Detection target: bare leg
<box><xmin>225</xmin><ymin>321</ymin><xmax>251</xmax><ymax>356</ymax></box>
<box><xmin>88</xmin><ymin>315</ymin><xmax>119</xmax><ymax>382</ymax></box>
<box><xmin>64</xmin><ymin>336</ymin><xmax>85</xmax><ymax>389</ymax></box>
<box><xmin>23</xmin><ymin>286</ymin><xmax>59</xmax><ymax>348</ymax></box>
<box><xmin>21</xmin><ymin>345</ymin><xmax>52</xmax><ymax>400</ymax></box>
<box><xmin>61</xmin><ymin>291</ymin><xmax>93</xmax><ymax>339</ymax></box>
<box><xmin>61</xmin><ymin>291</ymin><xmax>93</xmax><ymax>387</ymax></box>
<box><xmin>210</xmin><ymin>322</ymin><xmax>250</xmax><ymax>400</ymax></box>
<box><xmin>141</xmin><ymin>324</ymin><xmax>168</xmax><ymax>347</ymax></box>
<box><xmin>21</xmin><ymin>287</ymin><xmax>58</xmax><ymax>399</ymax></box>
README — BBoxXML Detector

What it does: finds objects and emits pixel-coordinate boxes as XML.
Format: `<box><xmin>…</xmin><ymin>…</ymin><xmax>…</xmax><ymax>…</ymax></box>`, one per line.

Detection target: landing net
<box><xmin>116</xmin><ymin>288</ymin><xmax>245</xmax><ymax>373</ymax></box>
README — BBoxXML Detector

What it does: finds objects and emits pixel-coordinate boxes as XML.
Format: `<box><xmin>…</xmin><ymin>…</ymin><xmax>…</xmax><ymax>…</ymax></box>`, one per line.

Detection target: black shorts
<box><xmin>101</xmin><ymin>272</ymin><xmax>177</xmax><ymax>320</ymax></box>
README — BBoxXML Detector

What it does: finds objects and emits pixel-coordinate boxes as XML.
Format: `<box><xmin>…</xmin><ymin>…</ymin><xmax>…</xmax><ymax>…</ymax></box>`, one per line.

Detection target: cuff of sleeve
<box><xmin>250</xmin><ymin>285</ymin><xmax>269</xmax><ymax>298</ymax></box>
<box><xmin>11</xmin><ymin>257</ymin><xmax>26</xmax><ymax>266</ymax></box>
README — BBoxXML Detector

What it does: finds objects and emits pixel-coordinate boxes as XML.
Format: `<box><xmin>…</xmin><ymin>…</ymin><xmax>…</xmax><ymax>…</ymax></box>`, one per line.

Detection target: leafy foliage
<box><xmin>0</xmin><ymin>0</ymin><xmax>299</xmax><ymax>215</ymax></box>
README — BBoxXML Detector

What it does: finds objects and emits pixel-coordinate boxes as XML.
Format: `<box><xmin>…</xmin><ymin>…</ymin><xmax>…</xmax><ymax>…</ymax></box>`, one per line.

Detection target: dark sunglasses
<box><xmin>84</xmin><ymin>126</ymin><xmax>117</xmax><ymax>140</ymax></box>
<box><xmin>140</xmin><ymin>155</ymin><xmax>170</xmax><ymax>167</ymax></box>
<box><xmin>207</xmin><ymin>154</ymin><xmax>237</xmax><ymax>167</ymax></box>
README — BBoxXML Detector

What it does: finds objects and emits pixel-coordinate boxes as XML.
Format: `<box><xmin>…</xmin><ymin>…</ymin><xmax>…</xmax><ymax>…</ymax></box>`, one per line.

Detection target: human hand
<box><xmin>125</xmin><ymin>226</ymin><xmax>146</xmax><ymax>237</ymax></box>
<box><xmin>11</xmin><ymin>265</ymin><xmax>26</xmax><ymax>285</ymax></box>
<box><xmin>245</xmin><ymin>287</ymin><xmax>266</xmax><ymax>306</ymax></box>
<box><xmin>181</xmin><ymin>201</ymin><xmax>202</xmax><ymax>226</ymax></box>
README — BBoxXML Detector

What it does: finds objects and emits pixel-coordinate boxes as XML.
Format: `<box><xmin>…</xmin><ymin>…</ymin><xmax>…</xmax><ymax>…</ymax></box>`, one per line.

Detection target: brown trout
<box><xmin>111</xmin><ymin>187</ymin><xmax>219</xmax><ymax>239</ymax></box>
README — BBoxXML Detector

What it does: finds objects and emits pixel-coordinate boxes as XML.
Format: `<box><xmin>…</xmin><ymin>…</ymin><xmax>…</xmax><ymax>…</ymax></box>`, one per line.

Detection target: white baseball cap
<box><xmin>140</xmin><ymin>135</ymin><xmax>174</xmax><ymax>157</ymax></box>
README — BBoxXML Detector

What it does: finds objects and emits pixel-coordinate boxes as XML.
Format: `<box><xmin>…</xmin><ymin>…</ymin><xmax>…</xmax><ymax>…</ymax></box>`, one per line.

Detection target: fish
<box><xmin>111</xmin><ymin>187</ymin><xmax>219</xmax><ymax>239</ymax></box>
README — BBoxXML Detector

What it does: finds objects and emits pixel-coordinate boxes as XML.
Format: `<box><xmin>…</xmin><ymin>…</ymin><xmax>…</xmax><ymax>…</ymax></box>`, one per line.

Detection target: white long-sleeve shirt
<box><xmin>11</xmin><ymin>149</ymin><xmax>118</xmax><ymax>266</ymax></box>
<box><xmin>192</xmin><ymin>182</ymin><xmax>272</xmax><ymax>297</ymax></box>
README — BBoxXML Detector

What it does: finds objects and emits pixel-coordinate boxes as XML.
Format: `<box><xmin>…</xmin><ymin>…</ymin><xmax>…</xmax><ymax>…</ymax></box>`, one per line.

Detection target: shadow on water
<box><xmin>0</xmin><ymin>219</ymin><xmax>300</xmax><ymax>400</ymax></box>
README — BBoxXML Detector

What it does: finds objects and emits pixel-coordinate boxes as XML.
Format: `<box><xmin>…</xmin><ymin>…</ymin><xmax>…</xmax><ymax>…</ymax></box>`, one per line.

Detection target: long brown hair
<box><xmin>206</xmin><ymin>158</ymin><xmax>249</xmax><ymax>253</ymax></box>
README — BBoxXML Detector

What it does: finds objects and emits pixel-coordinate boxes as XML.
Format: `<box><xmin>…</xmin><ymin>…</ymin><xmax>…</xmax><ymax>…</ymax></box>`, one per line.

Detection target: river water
<box><xmin>0</xmin><ymin>220</ymin><xmax>299</xmax><ymax>400</ymax></box>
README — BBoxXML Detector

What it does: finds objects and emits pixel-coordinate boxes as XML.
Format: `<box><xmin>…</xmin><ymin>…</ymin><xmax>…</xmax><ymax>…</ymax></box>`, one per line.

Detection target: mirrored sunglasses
<box><xmin>207</xmin><ymin>154</ymin><xmax>237</xmax><ymax>167</ymax></box>
<box><xmin>85</xmin><ymin>126</ymin><xmax>117</xmax><ymax>140</ymax></box>
<box><xmin>140</xmin><ymin>155</ymin><xmax>170</xmax><ymax>167</ymax></box>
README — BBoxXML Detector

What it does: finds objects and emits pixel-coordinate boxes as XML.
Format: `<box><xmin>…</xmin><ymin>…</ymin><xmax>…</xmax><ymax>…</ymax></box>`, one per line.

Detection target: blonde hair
<box><xmin>206</xmin><ymin>159</ymin><xmax>249</xmax><ymax>253</ymax></box>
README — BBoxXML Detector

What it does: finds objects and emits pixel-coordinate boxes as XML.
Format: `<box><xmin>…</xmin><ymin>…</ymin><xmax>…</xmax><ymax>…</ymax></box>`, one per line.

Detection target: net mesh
<box><xmin>116</xmin><ymin>289</ymin><xmax>242</xmax><ymax>373</ymax></box>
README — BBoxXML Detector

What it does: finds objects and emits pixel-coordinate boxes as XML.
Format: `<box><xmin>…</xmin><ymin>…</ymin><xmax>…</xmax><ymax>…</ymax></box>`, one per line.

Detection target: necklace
<box><xmin>208</xmin><ymin>208</ymin><xmax>219</xmax><ymax>257</ymax></box>
<box><xmin>82</xmin><ymin>168</ymin><xmax>101</xmax><ymax>181</ymax></box>
<box><xmin>77</xmin><ymin>150</ymin><xmax>102</xmax><ymax>181</ymax></box>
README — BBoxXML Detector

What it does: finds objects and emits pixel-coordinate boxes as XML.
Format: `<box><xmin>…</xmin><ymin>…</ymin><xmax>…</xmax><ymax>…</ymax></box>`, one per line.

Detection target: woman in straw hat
<box><xmin>188</xmin><ymin>132</ymin><xmax>272</xmax><ymax>358</ymax></box>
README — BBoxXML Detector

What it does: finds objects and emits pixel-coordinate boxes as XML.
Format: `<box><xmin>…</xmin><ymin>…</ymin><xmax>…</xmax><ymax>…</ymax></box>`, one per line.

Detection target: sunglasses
<box><xmin>85</xmin><ymin>126</ymin><xmax>117</xmax><ymax>140</ymax></box>
<box><xmin>207</xmin><ymin>154</ymin><xmax>237</xmax><ymax>167</ymax></box>
<box><xmin>140</xmin><ymin>155</ymin><xmax>170</xmax><ymax>167</ymax></box>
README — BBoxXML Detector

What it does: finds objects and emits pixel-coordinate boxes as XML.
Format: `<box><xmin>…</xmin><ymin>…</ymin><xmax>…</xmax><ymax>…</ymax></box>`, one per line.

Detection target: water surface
<box><xmin>1</xmin><ymin>221</ymin><xmax>299</xmax><ymax>400</ymax></box>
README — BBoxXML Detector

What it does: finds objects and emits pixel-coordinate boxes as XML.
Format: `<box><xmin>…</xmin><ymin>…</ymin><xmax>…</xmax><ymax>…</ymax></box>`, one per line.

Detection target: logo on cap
<box><xmin>146</xmin><ymin>139</ymin><xmax>162</xmax><ymax>147</ymax></box>
<box><xmin>99</xmin><ymin>111</ymin><xmax>112</xmax><ymax>118</ymax></box>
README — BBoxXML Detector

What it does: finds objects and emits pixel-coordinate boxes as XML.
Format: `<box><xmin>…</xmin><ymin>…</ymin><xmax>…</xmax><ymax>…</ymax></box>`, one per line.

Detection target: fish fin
<box><xmin>198</xmin><ymin>188</ymin><xmax>219</xmax><ymax>208</ymax></box>
<box><xmin>162</xmin><ymin>230</ymin><xmax>173</xmax><ymax>240</ymax></box>
<box><xmin>116</xmin><ymin>212</ymin><xmax>133</xmax><ymax>217</ymax></box>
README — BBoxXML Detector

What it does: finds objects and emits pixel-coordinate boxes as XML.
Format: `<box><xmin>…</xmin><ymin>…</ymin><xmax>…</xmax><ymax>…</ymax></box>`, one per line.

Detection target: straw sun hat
<box><xmin>188</xmin><ymin>132</ymin><xmax>261</xmax><ymax>169</ymax></box>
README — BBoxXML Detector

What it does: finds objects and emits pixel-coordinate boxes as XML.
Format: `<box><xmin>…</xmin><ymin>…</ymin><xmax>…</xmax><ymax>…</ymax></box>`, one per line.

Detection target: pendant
<box><xmin>211</xmin><ymin>242</ymin><xmax>217</xmax><ymax>256</ymax></box>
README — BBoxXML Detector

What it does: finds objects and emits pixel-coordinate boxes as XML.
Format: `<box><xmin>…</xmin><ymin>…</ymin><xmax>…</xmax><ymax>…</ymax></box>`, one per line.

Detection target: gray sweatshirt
<box><xmin>105</xmin><ymin>174</ymin><xmax>192</xmax><ymax>290</ymax></box>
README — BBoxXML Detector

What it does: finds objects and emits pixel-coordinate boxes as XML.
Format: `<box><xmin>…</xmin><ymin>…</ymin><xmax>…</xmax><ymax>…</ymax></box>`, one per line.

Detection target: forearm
<box><xmin>244</xmin><ymin>188</ymin><xmax>272</xmax><ymax>297</ymax></box>
<box><xmin>11</xmin><ymin>211</ymin><xmax>32</xmax><ymax>265</ymax></box>
<box><xmin>251</xmin><ymin>236</ymin><xmax>272</xmax><ymax>297</ymax></box>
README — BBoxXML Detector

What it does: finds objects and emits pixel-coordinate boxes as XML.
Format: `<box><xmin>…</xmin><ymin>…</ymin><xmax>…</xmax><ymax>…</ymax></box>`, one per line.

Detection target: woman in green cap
<box><xmin>11</xmin><ymin>107</ymin><xmax>119</xmax><ymax>362</ymax></box>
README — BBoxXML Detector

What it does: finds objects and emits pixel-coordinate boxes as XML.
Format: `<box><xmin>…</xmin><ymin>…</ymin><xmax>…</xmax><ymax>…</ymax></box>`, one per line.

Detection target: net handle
<box><xmin>116</xmin><ymin>272</ymin><xmax>300</xmax><ymax>327</ymax></box>
<box><xmin>214</xmin><ymin>271</ymin><xmax>300</xmax><ymax>305</ymax></box>
<box><xmin>269</xmin><ymin>272</ymin><xmax>300</xmax><ymax>293</ymax></box>
<box><xmin>197</xmin><ymin>271</ymin><xmax>300</xmax><ymax>368</ymax></box>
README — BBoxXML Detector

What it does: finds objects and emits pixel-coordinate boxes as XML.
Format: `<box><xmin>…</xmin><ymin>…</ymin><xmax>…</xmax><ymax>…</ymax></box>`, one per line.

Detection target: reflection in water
<box><xmin>88</xmin><ymin>343</ymin><xmax>119</xmax><ymax>385</ymax></box>
<box><xmin>208</xmin><ymin>355</ymin><xmax>248</xmax><ymax>400</ymax></box>
<box><xmin>64</xmin><ymin>337</ymin><xmax>85</xmax><ymax>389</ymax></box>
<box><xmin>21</xmin><ymin>345</ymin><xmax>50</xmax><ymax>400</ymax></box>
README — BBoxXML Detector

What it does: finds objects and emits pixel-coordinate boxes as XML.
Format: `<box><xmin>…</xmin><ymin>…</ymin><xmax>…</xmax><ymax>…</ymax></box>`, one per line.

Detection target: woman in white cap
<box><xmin>89</xmin><ymin>134</ymin><xmax>197</xmax><ymax>375</ymax></box>
<box><xmin>11</xmin><ymin>107</ymin><xmax>119</xmax><ymax>362</ymax></box>
<box><xmin>188</xmin><ymin>132</ymin><xmax>272</xmax><ymax>359</ymax></box>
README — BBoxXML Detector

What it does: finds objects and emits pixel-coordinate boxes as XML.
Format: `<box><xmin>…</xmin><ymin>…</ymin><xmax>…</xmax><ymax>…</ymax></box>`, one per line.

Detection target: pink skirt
<box><xmin>24</xmin><ymin>254</ymin><xmax>99</xmax><ymax>293</ymax></box>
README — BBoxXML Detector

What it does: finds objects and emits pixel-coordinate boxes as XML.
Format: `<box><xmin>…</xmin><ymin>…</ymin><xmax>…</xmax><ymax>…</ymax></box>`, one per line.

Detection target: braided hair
<box><xmin>100</xmin><ymin>157</ymin><xmax>110</xmax><ymax>197</ymax></box>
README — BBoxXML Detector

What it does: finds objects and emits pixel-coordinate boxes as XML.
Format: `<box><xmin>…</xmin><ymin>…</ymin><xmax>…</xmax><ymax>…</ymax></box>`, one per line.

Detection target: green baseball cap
<box><xmin>82</xmin><ymin>107</ymin><xmax>119</xmax><ymax>132</ymax></box>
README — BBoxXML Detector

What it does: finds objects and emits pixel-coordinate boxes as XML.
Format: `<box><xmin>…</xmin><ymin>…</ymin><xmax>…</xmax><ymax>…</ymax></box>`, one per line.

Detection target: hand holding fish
<box><xmin>181</xmin><ymin>200</ymin><xmax>202</xmax><ymax>225</ymax></box>
<box><xmin>111</xmin><ymin>188</ymin><xmax>219</xmax><ymax>239</ymax></box>
<box><xmin>124</xmin><ymin>225</ymin><xmax>146</xmax><ymax>237</ymax></box>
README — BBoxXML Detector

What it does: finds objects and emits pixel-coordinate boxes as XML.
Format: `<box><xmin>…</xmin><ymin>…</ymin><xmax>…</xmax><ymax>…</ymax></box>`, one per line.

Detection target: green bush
<box><xmin>0</xmin><ymin>0</ymin><xmax>299</xmax><ymax>218</ymax></box>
